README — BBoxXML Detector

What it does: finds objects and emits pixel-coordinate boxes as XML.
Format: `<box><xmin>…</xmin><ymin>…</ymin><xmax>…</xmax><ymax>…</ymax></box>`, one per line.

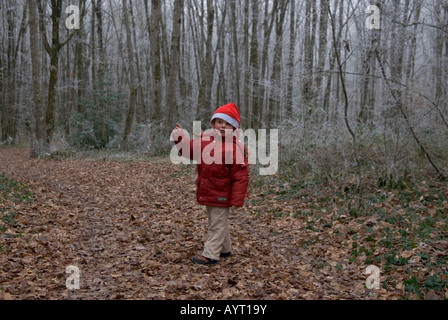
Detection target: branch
<box><xmin>392</xmin><ymin>19</ymin><xmax>448</xmax><ymax>35</ymax></box>
<box><xmin>59</xmin><ymin>27</ymin><xmax>79</xmax><ymax>49</ymax></box>
<box><xmin>322</xmin><ymin>70</ymin><xmax>448</xmax><ymax>131</ymax></box>
<box><xmin>375</xmin><ymin>49</ymin><xmax>446</xmax><ymax>180</ymax></box>
<box><xmin>36</xmin><ymin>0</ymin><xmax>87</xmax><ymax>53</ymax></box>
<box><xmin>328</xmin><ymin>3</ymin><xmax>363</xmax><ymax>200</ymax></box>
<box><xmin>35</xmin><ymin>0</ymin><xmax>52</xmax><ymax>55</ymax></box>
<box><xmin>59</xmin><ymin>0</ymin><xmax>87</xmax><ymax>49</ymax></box>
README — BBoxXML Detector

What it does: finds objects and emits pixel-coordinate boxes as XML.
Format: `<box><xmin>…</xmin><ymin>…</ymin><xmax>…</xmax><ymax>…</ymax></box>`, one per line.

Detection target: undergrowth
<box><xmin>249</xmin><ymin>158</ymin><xmax>448</xmax><ymax>300</ymax></box>
<box><xmin>0</xmin><ymin>174</ymin><xmax>34</xmax><ymax>250</ymax></box>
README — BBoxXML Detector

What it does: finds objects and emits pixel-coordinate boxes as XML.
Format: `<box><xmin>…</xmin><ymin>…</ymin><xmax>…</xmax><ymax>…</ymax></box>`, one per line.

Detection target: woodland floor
<box><xmin>0</xmin><ymin>148</ymin><xmax>447</xmax><ymax>300</ymax></box>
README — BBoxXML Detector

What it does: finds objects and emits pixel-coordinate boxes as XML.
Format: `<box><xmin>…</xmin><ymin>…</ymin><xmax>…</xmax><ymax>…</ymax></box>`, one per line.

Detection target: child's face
<box><xmin>212</xmin><ymin>118</ymin><xmax>235</xmax><ymax>137</ymax></box>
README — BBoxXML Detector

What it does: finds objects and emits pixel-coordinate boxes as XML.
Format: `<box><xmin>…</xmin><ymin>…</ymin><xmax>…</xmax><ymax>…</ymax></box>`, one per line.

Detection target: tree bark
<box><xmin>166</xmin><ymin>0</ymin><xmax>184</xmax><ymax>128</ymax></box>
<box><xmin>28</xmin><ymin>0</ymin><xmax>45</xmax><ymax>157</ymax></box>
<box><xmin>149</xmin><ymin>0</ymin><xmax>162</xmax><ymax>123</ymax></box>
<box><xmin>94</xmin><ymin>0</ymin><xmax>108</xmax><ymax>143</ymax></box>
<box><xmin>268</xmin><ymin>0</ymin><xmax>288</xmax><ymax>127</ymax></box>
<box><xmin>2</xmin><ymin>0</ymin><xmax>20</xmax><ymax>143</ymax></box>
<box><xmin>129</xmin><ymin>0</ymin><xmax>145</xmax><ymax>125</ymax></box>
<box><xmin>285</xmin><ymin>0</ymin><xmax>296</xmax><ymax>118</ymax></box>
<box><xmin>230</xmin><ymin>0</ymin><xmax>240</xmax><ymax>107</ymax></box>
<box><xmin>358</xmin><ymin>1</ymin><xmax>381</xmax><ymax>126</ymax></box>
<box><xmin>197</xmin><ymin>0</ymin><xmax>215</xmax><ymax>127</ymax></box>
<box><xmin>37</xmin><ymin>0</ymin><xmax>83</xmax><ymax>146</ymax></box>
<box><xmin>242</xmin><ymin>0</ymin><xmax>250</xmax><ymax>126</ymax></box>
<box><xmin>302</xmin><ymin>0</ymin><xmax>315</xmax><ymax>112</ymax></box>
<box><xmin>250</xmin><ymin>0</ymin><xmax>259</xmax><ymax>128</ymax></box>
<box><xmin>315</xmin><ymin>0</ymin><xmax>329</xmax><ymax>105</ymax></box>
<box><xmin>122</xmin><ymin>0</ymin><xmax>138</xmax><ymax>144</ymax></box>
<box><xmin>258</xmin><ymin>1</ymin><xmax>276</xmax><ymax>127</ymax></box>
<box><xmin>329</xmin><ymin>4</ymin><xmax>363</xmax><ymax>202</ymax></box>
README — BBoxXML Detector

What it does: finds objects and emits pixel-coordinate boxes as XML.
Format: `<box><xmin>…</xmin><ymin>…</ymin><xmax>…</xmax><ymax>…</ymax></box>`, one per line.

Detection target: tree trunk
<box><xmin>44</xmin><ymin>0</ymin><xmax>63</xmax><ymax>145</ymax></box>
<box><xmin>443</xmin><ymin>3</ymin><xmax>448</xmax><ymax>111</ymax></box>
<box><xmin>358</xmin><ymin>1</ymin><xmax>381</xmax><ymax>127</ymax></box>
<box><xmin>268</xmin><ymin>0</ymin><xmax>288</xmax><ymax>127</ymax></box>
<box><xmin>243</xmin><ymin>0</ymin><xmax>250</xmax><ymax>126</ymax></box>
<box><xmin>258</xmin><ymin>1</ymin><xmax>276</xmax><ymax>127</ymax></box>
<box><xmin>434</xmin><ymin>1</ymin><xmax>445</xmax><ymax>108</ymax></box>
<box><xmin>389</xmin><ymin>0</ymin><xmax>406</xmax><ymax>108</ymax></box>
<box><xmin>230</xmin><ymin>0</ymin><xmax>240</xmax><ymax>106</ymax></box>
<box><xmin>122</xmin><ymin>0</ymin><xmax>138</xmax><ymax>144</ymax></box>
<box><xmin>37</xmin><ymin>0</ymin><xmax>82</xmax><ymax>147</ymax></box>
<box><xmin>75</xmin><ymin>0</ymin><xmax>85</xmax><ymax>130</ymax></box>
<box><xmin>197</xmin><ymin>0</ymin><xmax>215</xmax><ymax>128</ymax></box>
<box><xmin>28</xmin><ymin>0</ymin><xmax>45</xmax><ymax>157</ymax></box>
<box><xmin>94</xmin><ymin>0</ymin><xmax>108</xmax><ymax>143</ymax></box>
<box><xmin>166</xmin><ymin>0</ymin><xmax>184</xmax><ymax>128</ymax></box>
<box><xmin>250</xmin><ymin>0</ymin><xmax>259</xmax><ymax>128</ymax></box>
<box><xmin>129</xmin><ymin>0</ymin><xmax>145</xmax><ymax>125</ymax></box>
<box><xmin>315</xmin><ymin>0</ymin><xmax>329</xmax><ymax>106</ymax></box>
<box><xmin>2</xmin><ymin>1</ymin><xmax>18</xmax><ymax>143</ymax></box>
<box><xmin>285</xmin><ymin>0</ymin><xmax>296</xmax><ymax>118</ymax></box>
<box><xmin>149</xmin><ymin>0</ymin><xmax>162</xmax><ymax>123</ymax></box>
<box><xmin>302</xmin><ymin>0</ymin><xmax>315</xmax><ymax>112</ymax></box>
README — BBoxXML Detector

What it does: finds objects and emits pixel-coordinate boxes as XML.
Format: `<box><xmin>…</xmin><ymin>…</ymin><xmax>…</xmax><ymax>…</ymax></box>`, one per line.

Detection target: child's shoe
<box><xmin>191</xmin><ymin>255</ymin><xmax>218</xmax><ymax>265</ymax></box>
<box><xmin>220</xmin><ymin>252</ymin><xmax>232</xmax><ymax>258</ymax></box>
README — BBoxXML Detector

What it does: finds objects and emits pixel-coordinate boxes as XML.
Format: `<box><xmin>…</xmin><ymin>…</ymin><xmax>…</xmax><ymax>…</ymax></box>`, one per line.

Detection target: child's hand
<box><xmin>173</xmin><ymin>123</ymin><xmax>182</xmax><ymax>135</ymax></box>
<box><xmin>172</xmin><ymin>123</ymin><xmax>183</xmax><ymax>141</ymax></box>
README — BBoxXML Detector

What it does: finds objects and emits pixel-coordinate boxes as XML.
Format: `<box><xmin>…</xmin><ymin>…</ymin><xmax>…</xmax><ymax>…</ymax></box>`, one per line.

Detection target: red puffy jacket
<box><xmin>175</xmin><ymin>130</ymin><xmax>249</xmax><ymax>207</ymax></box>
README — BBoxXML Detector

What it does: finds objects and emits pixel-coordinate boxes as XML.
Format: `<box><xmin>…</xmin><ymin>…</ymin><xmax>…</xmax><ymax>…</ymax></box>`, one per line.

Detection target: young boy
<box><xmin>173</xmin><ymin>103</ymin><xmax>250</xmax><ymax>265</ymax></box>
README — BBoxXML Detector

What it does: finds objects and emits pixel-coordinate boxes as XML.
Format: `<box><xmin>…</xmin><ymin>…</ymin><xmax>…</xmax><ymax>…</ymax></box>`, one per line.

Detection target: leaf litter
<box><xmin>0</xmin><ymin>148</ymin><xmax>447</xmax><ymax>300</ymax></box>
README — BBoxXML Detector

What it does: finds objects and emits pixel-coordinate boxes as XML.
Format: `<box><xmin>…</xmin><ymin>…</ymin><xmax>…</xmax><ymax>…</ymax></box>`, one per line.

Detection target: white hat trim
<box><xmin>211</xmin><ymin>113</ymin><xmax>239</xmax><ymax>129</ymax></box>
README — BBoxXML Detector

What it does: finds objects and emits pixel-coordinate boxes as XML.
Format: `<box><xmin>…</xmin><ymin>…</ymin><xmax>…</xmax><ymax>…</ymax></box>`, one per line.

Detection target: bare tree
<box><xmin>285</xmin><ymin>0</ymin><xmax>297</xmax><ymax>119</ymax></box>
<box><xmin>315</xmin><ymin>0</ymin><xmax>329</xmax><ymax>108</ymax></box>
<box><xmin>268</xmin><ymin>0</ymin><xmax>288</xmax><ymax>127</ymax></box>
<box><xmin>358</xmin><ymin>1</ymin><xmax>382</xmax><ymax>126</ymax></box>
<box><xmin>28</xmin><ymin>0</ymin><xmax>44</xmax><ymax>157</ymax></box>
<box><xmin>197</xmin><ymin>0</ymin><xmax>215</xmax><ymax>127</ymax></box>
<box><xmin>166</xmin><ymin>0</ymin><xmax>184</xmax><ymax>128</ymax></box>
<box><xmin>36</xmin><ymin>0</ymin><xmax>84</xmax><ymax>147</ymax></box>
<box><xmin>249</xmin><ymin>0</ymin><xmax>260</xmax><ymax>129</ymax></box>
<box><xmin>148</xmin><ymin>0</ymin><xmax>162</xmax><ymax>123</ymax></box>
<box><xmin>302</xmin><ymin>0</ymin><xmax>316</xmax><ymax>113</ymax></box>
<box><xmin>329</xmin><ymin>2</ymin><xmax>363</xmax><ymax>203</ymax></box>
<box><xmin>1</xmin><ymin>0</ymin><xmax>26</xmax><ymax>143</ymax></box>
<box><xmin>122</xmin><ymin>0</ymin><xmax>138</xmax><ymax>144</ymax></box>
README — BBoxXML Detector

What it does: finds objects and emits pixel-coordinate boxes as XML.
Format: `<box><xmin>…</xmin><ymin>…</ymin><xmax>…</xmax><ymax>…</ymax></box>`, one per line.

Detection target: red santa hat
<box><xmin>210</xmin><ymin>103</ymin><xmax>241</xmax><ymax>130</ymax></box>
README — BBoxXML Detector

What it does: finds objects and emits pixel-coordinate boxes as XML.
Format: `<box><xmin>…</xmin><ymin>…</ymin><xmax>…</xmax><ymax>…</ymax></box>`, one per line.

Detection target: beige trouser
<box><xmin>201</xmin><ymin>205</ymin><xmax>231</xmax><ymax>261</ymax></box>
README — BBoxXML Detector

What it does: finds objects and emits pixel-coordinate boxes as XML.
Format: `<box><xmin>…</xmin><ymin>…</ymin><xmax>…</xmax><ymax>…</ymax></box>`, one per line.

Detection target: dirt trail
<box><xmin>0</xmin><ymin>148</ymin><xmax>372</xmax><ymax>300</ymax></box>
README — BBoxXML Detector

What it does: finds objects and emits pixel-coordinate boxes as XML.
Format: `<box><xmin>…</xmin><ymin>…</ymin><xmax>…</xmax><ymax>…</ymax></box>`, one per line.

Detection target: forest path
<box><xmin>1</xmin><ymin>148</ymin><xmax>377</xmax><ymax>300</ymax></box>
